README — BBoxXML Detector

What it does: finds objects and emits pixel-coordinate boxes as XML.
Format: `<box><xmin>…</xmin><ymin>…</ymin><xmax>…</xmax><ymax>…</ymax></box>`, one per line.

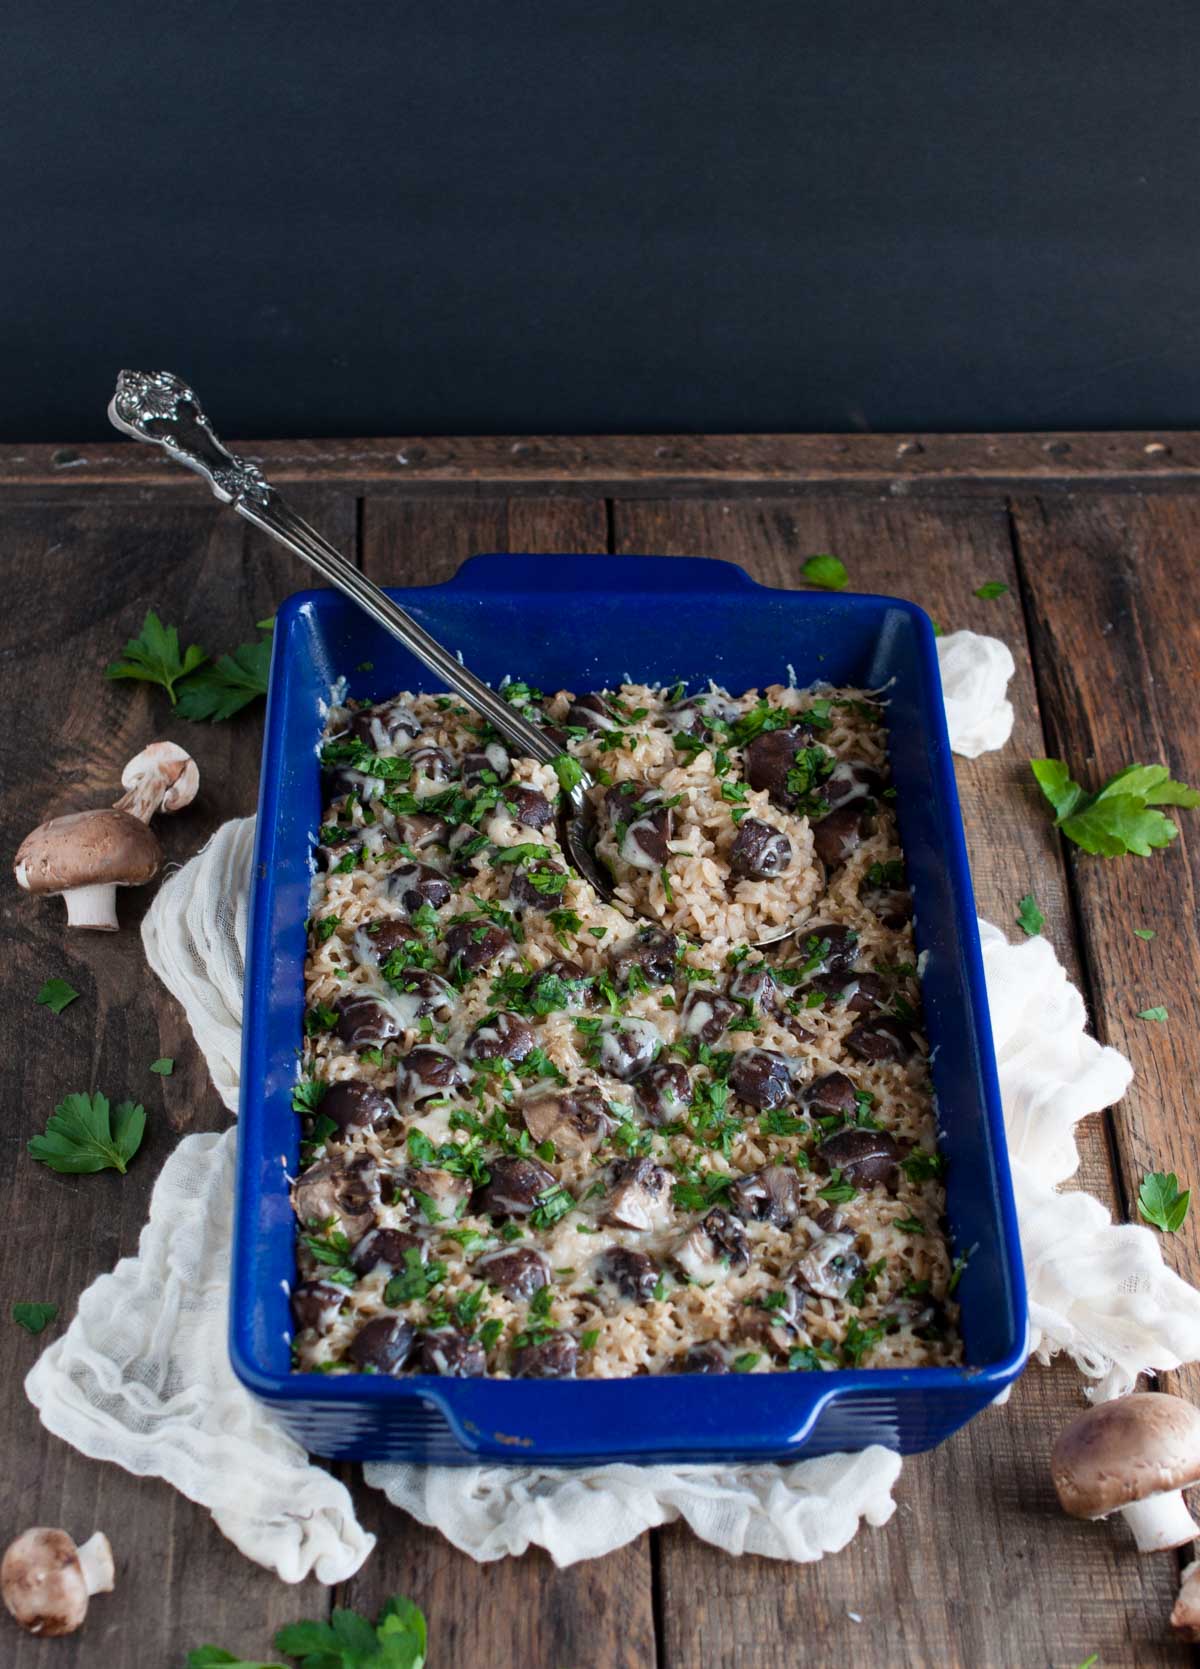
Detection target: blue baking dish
<box><xmin>231</xmin><ymin>552</ymin><xmax>1028</xmax><ymax>1464</ymax></box>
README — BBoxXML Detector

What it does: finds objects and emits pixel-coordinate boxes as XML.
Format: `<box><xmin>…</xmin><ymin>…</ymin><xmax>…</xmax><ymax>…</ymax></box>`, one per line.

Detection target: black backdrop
<box><xmin>5</xmin><ymin>2</ymin><xmax>1200</xmax><ymax>442</ymax></box>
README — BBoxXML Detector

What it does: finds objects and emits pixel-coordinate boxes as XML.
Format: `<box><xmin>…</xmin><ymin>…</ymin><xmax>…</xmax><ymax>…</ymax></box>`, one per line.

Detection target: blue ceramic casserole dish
<box><xmin>231</xmin><ymin>552</ymin><xmax>1028</xmax><ymax>1464</ymax></box>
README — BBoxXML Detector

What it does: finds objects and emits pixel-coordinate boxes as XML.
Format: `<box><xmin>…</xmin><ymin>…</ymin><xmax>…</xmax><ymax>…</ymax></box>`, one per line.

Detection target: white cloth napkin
<box><xmin>28</xmin><ymin>633</ymin><xmax>1200</xmax><ymax>1581</ymax></box>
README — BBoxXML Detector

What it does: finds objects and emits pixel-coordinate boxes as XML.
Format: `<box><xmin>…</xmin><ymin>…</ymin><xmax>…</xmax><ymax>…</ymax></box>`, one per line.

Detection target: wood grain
<box><xmin>613</xmin><ymin>496</ymin><xmax>1185</xmax><ymax>1667</ymax></box>
<box><xmin>337</xmin><ymin>492</ymin><xmax>656</xmax><ymax>1669</ymax></box>
<box><xmin>1015</xmin><ymin>495</ymin><xmax>1200</xmax><ymax>1415</ymax></box>
<box><xmin>0</xmin><ymin>491</ymin><xmax>353</xmax><ymax>1668</ymax></box>
<box><xmin>5</xmin><ymin>431</ymin><xmax>1200</xmax><ymax>498</ymax></box>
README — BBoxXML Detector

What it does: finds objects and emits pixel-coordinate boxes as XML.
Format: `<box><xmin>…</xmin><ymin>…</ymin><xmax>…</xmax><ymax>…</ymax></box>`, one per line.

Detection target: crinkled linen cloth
<box><xmin>25</xmin><ymin>632</ymin><xmax>1200</xmax><ymax>1581</ymax></box>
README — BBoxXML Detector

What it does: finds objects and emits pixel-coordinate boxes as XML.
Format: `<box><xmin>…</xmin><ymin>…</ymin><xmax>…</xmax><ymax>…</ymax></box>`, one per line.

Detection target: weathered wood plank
<box><xmin>4</xmin><ymin>432</ymin><xmax>1200</xmax><ymax>498</ymax></box>
<box><xmin>611</xmin><ymin>496</ymin><xmax>1185</xmax><ymax>1667</ymax></box>
<box><xmin>0</xmin><ymin>491</ymin><xmax>354</xmax><ymax>1668</ymax></box>
<box><xmin>339</xmin><ymin>493</ymin><xmax>656</xmax><ymax>1669</ymax></box>
<box><xmin>1014</xmin><ymin>494</ymin><xmax>1200</xmax><ymax>1418</ymax></box>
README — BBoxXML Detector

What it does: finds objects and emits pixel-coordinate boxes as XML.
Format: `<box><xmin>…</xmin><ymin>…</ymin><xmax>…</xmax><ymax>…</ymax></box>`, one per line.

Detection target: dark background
<box><xmin>5</xmin><ymin>2</ymin><xmax>1199</xmax><ymax>442</ymax></box>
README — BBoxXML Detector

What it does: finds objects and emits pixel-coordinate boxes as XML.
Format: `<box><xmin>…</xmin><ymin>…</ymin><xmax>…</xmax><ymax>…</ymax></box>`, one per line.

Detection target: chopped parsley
<box><xmin>1138</xmin><ymin>1171</ymin><xmax>1190</xmax><ymax>1233</ymax></box>
<box><xmin>35</xmin><ymin>977</ymin><xmax>79</xmax><ymax>1015</ymax></box>
<box><xmin>1015</xmin><ymin>893</ymin><xmax>1044</xmax><ymax>937</ymax></box>
<box><xmin>801</xmin><ymin>553</ymin><xmax>848</xmax><ymax>591</ymax></box>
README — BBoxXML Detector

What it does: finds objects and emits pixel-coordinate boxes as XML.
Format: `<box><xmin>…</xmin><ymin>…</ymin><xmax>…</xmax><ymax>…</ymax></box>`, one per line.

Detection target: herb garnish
<box><xmin>188</xmin><ymin>1591</ymin><xmax>427</xmax><ymax>1669</ymax></box>
<box><xmin>28</xmin><ymin>1091</ymin><xmax>146</xmax><ymax>1175</ymax></box>
<box><xmin>1138</xmin><ymin>1006</ymin><xmax>1168</xmax><ymax>1022</ymax></box>
<box><xmin>1031</xmin><ymin>759</ymin><xmax>1200</xmax><ymax>857</ymax></box>
<box><xmin>801</xmin><ymin>554</ymin><xmax>848</xmax><ymax>591</ymax></box>
<box><xmin>35</xmin><ymin>977</ymin><xmax>79</xmax><ymax>1015</ymax></box>
<box><xmin>1138</xmin><ymin>1171</ymin><xmax>1190</xmax><ymax>1233</ymax></box>
<box><xmin>973</xmin><ymin>581</ymin><xmax>1009</xmax><ymax>600</ymax></box>
<box><xmin>105</xmin><ymin>609</ymin><xmax>207</xmax><ymax>704</ymax></box>
<box><xmin>12</xmin><ymin>1303</ymin><xmax>58</xmax><ymax>1335</ymax></box>
<box><xmin>1015</xmin><ymin>893</ymin><xmax>1044</xmax><ymax>937</ymax></box>
<box><xmin>175</xmin><ymin>621</ymin><xmax>274</xmax><ymax>721</ymax></box>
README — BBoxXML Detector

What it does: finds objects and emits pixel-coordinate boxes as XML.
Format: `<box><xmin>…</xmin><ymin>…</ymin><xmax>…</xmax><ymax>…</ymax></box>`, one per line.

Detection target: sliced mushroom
<box><xmin>472</xmin><ymin>1154</ymin><xmax>559</xmax><ymax>1218</ymax></box>
<box><xmin>521</xmin><ymin>1086</ymin><xmax>613</xmax><ymax>1155</ymax></box>
<box><xmin>413</xmin><ymin>1328</ymin><xmax>487</xmax><ymax>1377</ymax></box>
<box><xmin>672</xmin><ymin>1341</ymin><xmax>730</xmax><ymax>1374</ymax></box>
<box><xmin>506</xmin><ymin>858</ymin><xmax>568</xmax><ymax>910</ymax></box>
<box><xmin>291</xmin><ymin>1155</ymin><xmax>379</xmax><ymax>1243</ymax></box>
<box><xmin>396</xmin><ymin>1044</ymin><xmax>465</xmax><ymax>1101</ymax></box>
<box><xmin>406</xmin><ymin>1166</ymin><xmax>473</xmax><ymax>1220</ymax></box>
<box><xmin>672</xmin><ymin>1207</ymin><xmax>750</xmax><ymax>1280</ymax></box>
<box><xmin>596</xmin><ymin>1016</ymin><xmax>662</xmax><ymax>1081</ymax></box>
<box><xmin>795</xmin><ymin>923</ymin><xmax>860</xmax><ymax>975</ymax></box>
<box><xmin>443</xmin><ymin>919</ymin><xmax>513</xmax><ymax>974</ymax></box>
<box><xmin>728</xmin><ymin>1165</ymin><xmax>804</xmax><ymax>1228</ymax></box>
<box><xmin>679</xmin><ymin>990</ymin><xmax>740</xmax><ymax>1048</ymax></box>
<box><xmin>501</xmin><ymin>784</ymin><xmax>554</xmax><ymax>829</ymax></box>
<box><xmin>347</xmin><ymin>1316</ymin><xmax>415</xmax><ymax>1375</ymax></box>
<box><xmin>320</xmin><ymin>1080</ymin><xmax>396</xmax><ymax>1133</ymax></box>
<box><xmin>348</xmin><ymin>699</ymin><xmax>420</xmax><ymax>750</ymax></box>
<box><xmin>793</xmin><ymin>1230</ymin><xmax>863</xmax><ymax>1301</ymax></box>
<box><xmin>462</xmin><ymin>741</ymin><xmax>511</xmax><ymax>788</ymax></box>
<box><xmin>291</xmin><ymin>1279</ymin><xmax>347</xmax><ymax>1334</ymax></box>
<box><xmin>476</xmin><ymin>1245</ymin><xmax>550</xmax><ymax>1299</ymax></box>
<box><xmin>742</xmin><ymin>725</ymin><xmax>815</xmax><ymax>809</ymax></box>
<box><xmin>727</xmin><ymin>962</ymin><xmax>779</xmax><ymax>1013</ymax></box>
<box><xmin>333</xmin><ymin>993</ymin><xmax>402</xmax><ymax>1051</ymax></box>
<box><xmin>729</xmin><ymin>816</ymin><xmax>792</xmax><ymax>879</ymax></box>
<box><xmin>594</xmin><ymin>1246</ymin><xmax>660</xmax><ymax>1304</ymax></box>
<box><xmin>634</xmin><ymin>1060</ymin><xmax>691</xmax><ymax>1125</ymax></box>
<box><xmin>387</xmin><ymin>860</ymin><xmax>452</xmax><ymax>914</ymax></box>
<box><xmin>352</xmin><ymin>917</ymin><xmax>422</xmax><ymax>968</ymax></box>
<box><xmin>511</xmin><ymin>1333</ymin><xmax>578</xmax><ymax>1378</ymax></box>
<box><xmin>609</xmin><ymin>925</ymin><xmax>679</xmax><ymax>986</ymax></box>
<box><xmin>812</xmin><ymin>803</ymin><xmax>869</xmax><ymax>868</ymax></box>
<box><xmin>728</xmin><ymin>1048</ymin><xmax>793</xmax><ymax>1109</ymax></box>
<box><xmin>845</xmin><ymin>1017</ymin><xmax>916</xmax><ymax>1064</ymax></box>
<box><xmin>465</xmin><ymin>1010</ymin><xmax>536</xmax><ymax>1064</ymax></box>
<box><xmin>601</xmin><ymin>1158</ymin><xmax>671</xmax><ymax>1231</ymax></box>
<box><xmin>349</xmin><ymin>1226</ymin><xmax>426</xmax><ymax>1276</ymax></box>
<box><xmin>1</xmin><ymin>1528</ymin><xmax>114</xmax><ymax>1636</ymax></box>
<box><xmin>814</xmin><ymin>1127</ymin><xmax>901</xmax><ymax>1189</ymax></box>
<box><xmin>802</xmin><ymin>1070</ymin><xmax>859</xmax><ymax>1118</ymax></box>
<box><xmin>804</xmin><ymin>970</ymin><xmax>890</xmax><ymax>1014</ymax></box>
<box><xmin>407</xmin><ymin>744</ymin><xmax>455</xmax><ymax>783</ymax></box>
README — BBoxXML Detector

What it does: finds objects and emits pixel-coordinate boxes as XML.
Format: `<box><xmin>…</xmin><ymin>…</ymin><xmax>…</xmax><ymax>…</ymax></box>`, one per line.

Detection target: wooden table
<box><xmin>2</xmin><ymin>432</ymin><xmax>1199</xmax><ymax>1668</ymax></box>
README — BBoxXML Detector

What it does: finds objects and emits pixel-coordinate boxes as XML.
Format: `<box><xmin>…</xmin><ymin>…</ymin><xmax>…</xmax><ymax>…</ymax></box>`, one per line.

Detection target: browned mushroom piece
<box><xmin>511</xmin><ymin>1333</ymin><xmax>578</xmax><ymax>1378</ymax></box>
<box><xmin>292</xmin><ymin>1155</ymin><xmax>379</xmax><ymax>1242</ymax></box>
<box><xmin>679</xmin><ymin>989</ymin><xmax>740</xmax><ymax>1049</ymax></box>
<box><xmin>814</xmin><ymin>1127</ymin><xmax>902</xmax><ymax>1189</ymax></box>
<box><xmin>1</xmin><ymin>1528</ymin><xmax>115</xmax><ymax>1637</ymax></box>
<box><xmin>347</xmin><ymin>1316</ymin><xmax>415</xmax><ymax>1375</ymax></box>
<box><xmin>609</xmin><ymin>925</ymin><xmax>679</xmax><ymax>986</ymax></box>
<box><xmin>462</xmin><ymin>741</ymin><xmax>511</xmax><ymax>788</ymax></box>
<box><xmin>566</xmin><ymin>692</ymin><xmax>618</xmax><ymax>731</ymax></box>
<box><xmin>475</xmin><ymin>1245</ymin><xmax>551</xmax><ymax>1300</ymax></box>
<box><xmin>413</xmin><ymin>1328</ymin><xmax>488</xmax><ymax>1377</ymax></box>
<box><xmin>672</xmin><ymin>1341</ymin><xmax>730</xmax><ymax>1374</ymax></box>
<box><xmin>14</xmin><ymin>740</ymin><xmax>198</xmax><ymax>931</ymax></box>
<box><xmin>471</xmin><ymin>1154</ymin><xmax>559</xmax><ymax>1218</ymax></box>
<box><xmin>349</xmin><ymin>1226</ymin><xmax>426</xmax><ymax>1276</ymax></box>
<box><xmin>407</xmin><ymin>744</ymin><xmax>455</xmax><ymax>782</ymax></box>
<box><xmin>634</xmin><ymin>1060</ymin><xmax>692</xmax><ymax>1125</ymax></box>
<box><xmin>727</xmin><ymin>962</ymin><xmax>779</xmax><ymax>1013</ymax></box>
<box><xmin>740</xmin><ymin>1286</ymin><xmax>805</xmax><ymax>1354</ymax></box>
<box><xmin>742</xmin><ymin>725</ymin><xmax>816</xmax><ymax>809</ymax></box>
<box><xmin>728</xmin><ymin>1165</ymin><xmax>804</xmax><ymax>1228</ymax></box>
<box><xmin>392</xmin><ymin>811</ymin><xmax>451</xmax><ymax>852</ymax></box>
<box><xmin>667</xmin><ymin>690</ymin><xmax>736</xmax><ymax>737</ymax></box>
<box><xmin>333</xmin><ymin>994</ymin><xmax>402</xmax><ymax>1051</ymax></box>
<box><xmin>792</xmin><ymin>1230</ymin><xmax>863</xmax><ymax>1301</ymax></box>
<box><xmin>348</xmin><ymin>699</ymin><xmax>421</xmax><ymax>749</ymax></box>
<box><xmin>502</xmin><ymin>785</ymin><xmax>554</xmax><ymax>829</ymax></box>
<box><xmin>812</xmin><ymin>803</ymin><xmax>869</xmax><ymax>868</ymax></box>
<box><xmin>860</xmin><ymin>880</ymin><xmax>913</xmax><ymax>929</ymax></box>
<box><xmin>291</xmin><ymin>1279</ymin><xmax>347</xmax><ymax>1334</ymax></box>
<box><xmin>601</xmin><ymin>1158</ymin><xmax>671</xmax><ymax>1231</ymax></box>
<box><xmin>320</xmin><ymin>1080</ymin><xmax>396</xmax><ymax>1133</ymax></box>
<box><xmin>521</xmin><ymin>1087</ymin><xmax>613</xmax><ymax>1156</ymax></box>
<box><xmin>465</xmin><ymin>1011</ymin><xmax>536</xmax><ymax>1065</ymax></box>
<box><xmin>672</xmin><ymin>1206</ymin><xmax>750</xmax><ymax>1280</ymax></box>
<box><xmin>1051</xmin><ymin>1392</ymin><xmax>1200</xmax><ymax>1552</ymax></box>
<box><xmin>795</xmin><ymin>923</ymin><xmax>861</xmax><ymax>975</ymax></box>
<box><xmin>596</xmin><ymin>1016</ymin><xmax>662</xmax><ymax>1081</ymax></box>
<box><xmin>822</xmin><ymin>759</ymin><xmax>884</xmax><ymax>808</ymax></box>
<box><xmin>443</xmin><ymin>919</ymin><xmax>514</xmax><ymax>975</ymax></box>
<box><xmin>388</xmin><ymin>861</ymin><xmax>452</xmax><ymax>914</ymax></box>
<box><xmin>594</xmin><ymin>1246</ymin><xmax>660</xmax><ymax>1304</ymax></box>
<box><xmin>728</xmin><ymin>1048</ymin><xmax>793</xmax><ymax>1109</ymax></box>
<box><xmin>396</xmin><ymin>1044</ymin><xmax>465</xmax><ymax>1101</ymax></box>
<box><xmin>524</xmin><ymin>958</ymin><xmax>595</xmax><ymax>1012</ymax></box>
<box><xmin>383</xmin><ymin>970</ymin><xmax>457</xmax><ymax>1025</ymax></box>
<box><xmin>845</xmin><ymin>1017</ymin><xmax>916</xmax><ymax>1064</ymax></box>
<box><xmin>804</xmin><ymin>970</ymin><xmax>890</xmax><ymax>1014</ymax></box>
<box><xmin>506</xmin><ymin>857</ymin><xmax>568</xmax><ymax>911</ymax></box>
<box><xmin>802</xmin><ymin>1071</ymin><xmax>859</xmax><ymax>1118</ymax></box>
<box><xmin>729</xmin><ymin>816</ymin><xmax>792</xmax><ymax>879</ymax></box>
<box><xmin>352</xmin><ymin>917</ymin><xmax>422</xmax><ymax>967</ymax></box>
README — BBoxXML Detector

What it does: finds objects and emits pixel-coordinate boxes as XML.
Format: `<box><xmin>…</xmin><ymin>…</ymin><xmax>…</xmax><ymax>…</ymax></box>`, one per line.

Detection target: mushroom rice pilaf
<box><xmin>290</xmin><ymin>677</ymin><xmax>962</xmax><ymax>1380</ymax></box>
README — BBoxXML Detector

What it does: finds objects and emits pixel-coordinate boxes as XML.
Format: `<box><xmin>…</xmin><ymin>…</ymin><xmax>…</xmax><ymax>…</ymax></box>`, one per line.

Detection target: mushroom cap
<box><xmin>14</xmin><ymin>808</ymin><xmax>161</xmax><ymax>895</ymax></box>
<box><xmin>1172</xmin><ymin>1559</ymin><xmax>1200</xmax><ymax>1641</ymax></box>
<box><xmin>119</xmin><ymin>740</ymin><xmax>199</xmax><ymax>815</ymax></box>
<box><xmin>1</xmin><ymin>1528</ymin><xmax>91</xmax><ymax>1636</ymax></box>
<box><xmin>1051</xmin><ymin>1392</ymin><xmax>1200</xmax><ymax>1519</ymax></box>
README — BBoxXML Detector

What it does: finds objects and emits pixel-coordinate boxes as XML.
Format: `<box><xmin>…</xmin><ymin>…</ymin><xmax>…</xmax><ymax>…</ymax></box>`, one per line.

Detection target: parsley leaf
<box><xmin>1138</xmin><ymin>1006</ymin><xmax>1168</xmax><ymax>1022</ymax></box>
<box><xmin>175</xmin><ymin>626</ymin><xmax>273</xmax><ymax>722</ymax></box>
<box><xmin>150</xmin><ymin>1057</ymin><xmax>174</xmax><ymax>1075</ymax></box>
<box><xmin>186</xmin><ymin>1651</ymin><xmax>285</xmax><ymax>1668</ymax></box>
<box><xmin>1015</xmin><ymin>893</ymin><xmax>1044</xmax><ymax>937</ymax></box>
<box><xmin>801</xmin><ymin>553</ymin><xmax>848</xmax><ymax>591</ymax></box>
<box><xmin>1133</xmin><ymin>928</ymin><xmax>1156</xmax><ymax>941</ymax></box>
<box><xmin>28</xmin><ymin>1091</ymin><xmax>146</xmax><ymax>1175</ymax></box>
<box><xmin>12</xmin><ymin>1302</ymin><xmax>58</xmax><ymax>1335</ymax></box>
<box><xmin>272</xmin><ymin>1594</ymin><xmax>427</xmax><ymax>1669</ymax></box>
<box><xmin>973</xmin><ymin>581</ymin><xmax>1009</xmax><ymax>600</ymax></box>
<box><xmin>552</xmin><ymin>753</ymin><xmax>585</xmax><ymax>794</ymax></box>
<box><xmin>1138</xmin><ymin>1171</ymin><xmax>1190</xmax><ymax>1233</ymax></box>
<box><xmin>35</xmin><ymin>977</ymin><xmax>79</xmax><ymax>1014</ymax></box>
<box><xmin>105</xmin><ymin>609</ymin><xmax>208</xmax><ymax>703</ymax></box>
<box><xmin>1031</xmin><ymin>759</ymin><xmax>1199</xmax><ymax>857</ymax></box>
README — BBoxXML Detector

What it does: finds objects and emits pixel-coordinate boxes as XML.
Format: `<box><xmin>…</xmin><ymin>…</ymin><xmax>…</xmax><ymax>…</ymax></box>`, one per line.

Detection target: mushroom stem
<box><xmin>113</xmin><ymin>741</ymin><xmax>199</xmax><ymax>823</ymax></box>
<box><xmin>74</xmin><ymin>1534</ymin><xmax>114</xmax><ymax>1597</ymax></box>
<box><xmin>61</xmin><ymin>883</ymin><xmax>119</xmax><ymax>932</ymax></box>
<box><xmin>1119</xmin><ymin>1490</ymin><xmax>1199</xmax><ymax>1552</ymax></box>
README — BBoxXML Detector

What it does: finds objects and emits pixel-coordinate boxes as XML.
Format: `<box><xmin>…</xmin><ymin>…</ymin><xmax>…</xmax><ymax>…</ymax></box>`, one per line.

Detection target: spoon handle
<box><xmin>107</xmin><ymin>370</ymin><xmax>572</xmax><ymax>775</ymax></box>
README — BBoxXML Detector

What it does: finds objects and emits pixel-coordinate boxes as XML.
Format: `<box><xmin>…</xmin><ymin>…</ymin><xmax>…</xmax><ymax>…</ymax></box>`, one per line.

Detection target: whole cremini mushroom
<box><xmin>1171</xmin><ymin>1559</ymin><xmax>1200</xmax><ymax>1641</ymax></box>
<box><xmin>14</xmin><ymin>740</ymin><xmax>198</xmax><ymax>930</ymax></box>
<box><xmin>1</xmin><ymin>1527</ymin><xmax>114</xmax><ymax>1636</ymax></box>
<box><xmin>1051</xmin><ymin>1391</ymin><xmax>1200</xmax><ymax>1552</ymax></box>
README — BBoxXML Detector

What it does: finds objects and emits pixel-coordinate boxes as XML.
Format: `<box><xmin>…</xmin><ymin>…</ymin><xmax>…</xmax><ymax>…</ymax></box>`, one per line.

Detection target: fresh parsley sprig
<box><xmin>28</xmin><ymin>1091</ymin><xmax>146</xmax><ymax>1175</ymax></box>
<box><xmin>185</xmin><ymin>1592</ymin><xmax>427</xmax><ymax>1669</ymax></box>
<box><xmin>1032</xmin><ymin>759</ymin><xmax>1200</xmax><ymax>857</ymax></box>
<box><xmin>105</xmin><ymin>609</ymin><xmax>208</xmax><ymax>703</ymax></box>
<box><xmin>1138</xmin><ymin>1171</ymin><xmax>1190</xmax><ymax>1233</ymax></box>
<box><xmin>175</xmin><ymin>622</ymin><xmax>274</xmax><ymax>722</ymax></box>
